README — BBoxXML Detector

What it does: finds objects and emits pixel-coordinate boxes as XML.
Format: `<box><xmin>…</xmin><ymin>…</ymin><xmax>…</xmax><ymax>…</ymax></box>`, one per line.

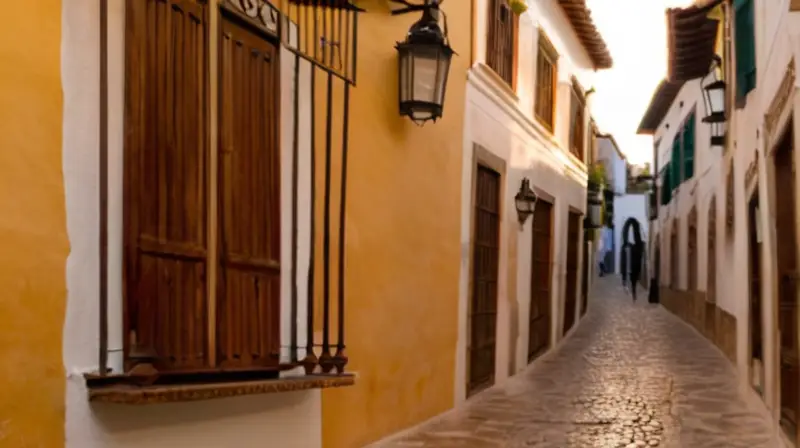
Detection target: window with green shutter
<box><xmin>683</xmin><ymin>113</ymin><xmax>695</xmax><ymax>179</ymax></box>
<box><xmin>660</xmin><ymin>164</ymin><xmax>671</xmax><ymax>206</ymax></box>
<box><xmin>734</xmin><ymin>0</ymin><xmax>756</xmax><ymax>100</ymax></box>
<box><xmin>671</xmin><ymin>136</ymin><xmax>681</xmax><ymax>190</ymax></box>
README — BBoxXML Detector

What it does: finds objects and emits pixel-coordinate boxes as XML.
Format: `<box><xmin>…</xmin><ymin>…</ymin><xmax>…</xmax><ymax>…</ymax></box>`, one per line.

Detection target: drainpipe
<box><xmin>98</xmin><ymin>0</ymin><xmax>109</xmax><ymax>375</ymax></box>
<box><xmin>648</xmin><ymin>140</ymin><xmax>660</xmax><ymax>303</ymax></box>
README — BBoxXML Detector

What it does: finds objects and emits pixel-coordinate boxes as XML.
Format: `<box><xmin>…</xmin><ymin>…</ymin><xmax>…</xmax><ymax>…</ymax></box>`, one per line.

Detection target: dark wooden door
<box><xmin>528</xmin><ymin>200</ymin><xmax>553</xmax><ymax>362</ymax></box>
<box><xmin>775</xmin><ymin>129</ymin><xmax>798</xmax><ymax>440</ymax></box>
<box><xmin>581</xmin><ymin>238</ymin><xmax>589</xmax><ymax>317</ymax></box>
<box><xmin>217</xmin><ymin>16</ymin><xmax>281</xmax><ymax>368</ymax></box>
<box><xmin>706</xmin><ymin>200</ymin><xmax>716</xmax><ymax>336</ymax></box>
<box><xmin>749</xmin><ymin>191</ymin><xmax>763</xmax><ymax>393</ymax></box>
<box><xmin>563</xmin><ymin>212</ymin><xmax>580</xmax><ymax>335</ymax></box>
<box><xmin>468</xmin><ymin>166</ymin><xmax>501</xmax><ymax>395</ymax></box>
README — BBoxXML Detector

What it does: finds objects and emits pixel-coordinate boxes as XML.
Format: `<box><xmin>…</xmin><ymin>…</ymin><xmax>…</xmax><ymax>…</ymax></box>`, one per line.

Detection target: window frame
<box><xmin>486</xmin><ymin>0</ymin><xmax>519</xmax><ymax>89</ymax></box>
<box><xmin>568</xmin><ymin>78</ymin><xmax>586</xmax><ymax>161</ymax></box>
<box><xmin>534</xmin><ymin>29</ymin><xmax>559</xmax><ymax>132</ymax></box>
<box><xmin>122</xmin><ymin>0</ymin><xmax>284</xmax><ymax>379</ymax></box>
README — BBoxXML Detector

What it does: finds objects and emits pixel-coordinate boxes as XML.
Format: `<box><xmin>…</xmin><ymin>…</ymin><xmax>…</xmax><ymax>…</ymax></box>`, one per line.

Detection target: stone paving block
<box><xmin>372</xmin><ymin>277</ymin><xmax>781</xmax><ymax>448</ymax></box>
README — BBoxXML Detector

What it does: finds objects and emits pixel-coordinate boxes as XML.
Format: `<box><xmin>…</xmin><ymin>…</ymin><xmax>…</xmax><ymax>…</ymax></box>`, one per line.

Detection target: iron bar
<box><xmin>301</xmin><ymin>64</ymin><xmax>318</xmax><ymax>375</ymax></box>
<box><xmin>352</xmin><ymin>12</ymin><xmax>358</xmax><ymax>85</ymax></box>
<box><xmin>319</xmin><ymin>72</ymin><xmax>334</xmax><ymax>373</ymax></box>
<box><xmin>98</xmin><ymin>0</ymin><xmax>109</xmax><ymax>376</ymax></box>
<box><xmin>344</xmin><ymin>10</ymin><xmax>350</xmax><ymax>80</ymax></box>
<box><xmin>290</xmin><ymin>51</ymin><xmax>301</xmax><ymax>363</ymax></box>
<box><xmin>334</xmin><ymin>82</ymin><xmax>350</xmax><ymax>373</ymax></box>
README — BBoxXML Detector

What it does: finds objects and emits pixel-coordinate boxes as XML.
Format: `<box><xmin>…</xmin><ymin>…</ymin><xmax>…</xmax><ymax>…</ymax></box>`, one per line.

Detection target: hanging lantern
<box><xmin>396</xmin><ymin>0</ymin><xmax>455</xmax><ymax>125</ymax></box>
<box><xmin>514</xmin><ymin>177</ymin><xmax>538</xmax><ymax>225</ymax></box>
<box><xmin>585</xmin><ymin>187</ymin><xmax>603</xmax><ymax>229</ymax></box>
<box><xmin>701</xmin><ymin>55</ymin><xmax>726</xmax><ymax>147</ymax></box>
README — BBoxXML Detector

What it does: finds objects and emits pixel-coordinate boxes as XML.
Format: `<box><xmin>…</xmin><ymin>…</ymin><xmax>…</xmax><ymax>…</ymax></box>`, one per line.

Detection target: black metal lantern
<box><xmin>515</xmin><ymin>177</ymin><xmax>538</xmax><ymax>225</ymax></box>
<box><xmin>395</xmin><ymin>0</ymin><xmax>455</xmax><ymax>125</ymax></box>
<box><xmin>701</xmin><ymin>56</ymin><xmax>726</xmax><ymax>147</ymax></box>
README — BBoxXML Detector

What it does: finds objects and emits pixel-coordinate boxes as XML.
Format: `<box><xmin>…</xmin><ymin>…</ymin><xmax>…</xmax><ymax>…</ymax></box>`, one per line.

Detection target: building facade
<box><xmin>639</xmin><ymin>0</ymin><xmax>800</xmax><ymax>445</ymax></box>
<box><xmin>4</xmin><ymin>0</ymin><xmax>472</xmax><ymax>447</ymax></box>
<box><xmin>455</xmin><ymin>0</ymin><xmax>612</xmax><ymax>405</ymax></box>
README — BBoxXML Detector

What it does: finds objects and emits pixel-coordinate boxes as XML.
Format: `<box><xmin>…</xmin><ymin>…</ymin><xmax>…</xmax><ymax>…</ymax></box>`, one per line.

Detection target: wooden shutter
<box><xmin>486</xmin><ymin>0</ymin><xmax>517</xmax><ymax>87</ymax></box>
<box><xmin>660</xmin><ymin>165</ymin><xmax>670</xmax><ymax>206</ymax></box>
<box><xmin>734</xmin><ymin>0</ymin><xmax>756</xmax><ymax>99</ymax></box>
<box><xmin>535</xmin><ymin>36</ymin><xmax>557</xmax><ymax>130</ymax></box>
<box><xmin>683</xmin><ymin>114</ymin><xmax>695</xmax><ymax>179</ymax></box>
<box><xmin>124</xmin><ymin>0</ymin><xmax>209</xmax><ymax>371</ymax></box>
<box><xmin>671</xmin><ymin>137</ymin><xmax>681</xmax><ymax>188</ymax></box>
<box><xmin>217</xmin><ymin>16</ymin><xmax>281</xmax><ymax>368</ymax></box>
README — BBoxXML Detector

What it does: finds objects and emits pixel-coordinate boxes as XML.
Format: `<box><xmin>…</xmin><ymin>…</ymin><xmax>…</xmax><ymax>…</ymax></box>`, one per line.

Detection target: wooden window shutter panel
<box><xmin>734</xmin><ymin>0</ymin><xmax>756</xmax><ymax>99</ymax></box>
<box><xmin>217</xmin><ymin>17</ymin><xmax>281</xmax><ymax>368</ymax></box>
<box><xmin>684</xmin><ymin>114</ymin><xmax>695</xmax><ymax>179</ymax></box>
<box><xmin>124</xmin><ymin>0</ymin><xmax>209</xmax><ymax>371</ymax></box>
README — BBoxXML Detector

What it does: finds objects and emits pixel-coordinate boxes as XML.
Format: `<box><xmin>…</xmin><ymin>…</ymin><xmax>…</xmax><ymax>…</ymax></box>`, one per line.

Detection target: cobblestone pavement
<box><xmin>375</xmin><ymin>276</ymin><xmax>782</xmax><ymax>448</ymax></box>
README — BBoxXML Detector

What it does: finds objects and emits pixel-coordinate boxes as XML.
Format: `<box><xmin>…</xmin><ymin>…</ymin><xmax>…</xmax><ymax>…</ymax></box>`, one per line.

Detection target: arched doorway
<box><xmin>706</xmin><ymin>197</ymin><xmax>717</xmax><ymax>336</ymax></box>
<box><xmin>621</xmin><ymin>217</ymin><xmax>645</xmax><ymax>288</ymax></box>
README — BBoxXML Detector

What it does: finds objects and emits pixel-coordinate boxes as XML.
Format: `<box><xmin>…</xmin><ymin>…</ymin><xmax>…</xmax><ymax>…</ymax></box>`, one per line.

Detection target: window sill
<box><xmin>87</xmin><ymin>374</ymin><xmax>356</xmax><ymax>405</ymax></box>
<box><xmin>474</xmin><ymin>62</ymin><xmax>519</xmax><ymax>104</ymax></box>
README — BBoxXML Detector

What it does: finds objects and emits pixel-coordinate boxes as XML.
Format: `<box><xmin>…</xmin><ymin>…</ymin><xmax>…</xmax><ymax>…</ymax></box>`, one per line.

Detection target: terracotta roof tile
<box><xmin>557</xmin><ymin>0</ymin><xmax>613</xmax><ymax>69</ymax></box>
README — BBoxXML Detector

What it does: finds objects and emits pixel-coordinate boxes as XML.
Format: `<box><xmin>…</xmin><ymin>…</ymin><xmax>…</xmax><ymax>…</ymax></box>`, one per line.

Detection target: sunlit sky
<box><xmin>587</xmin><ymin>0</ymin><xmax>695</xmax><ymax>166</ymax></box>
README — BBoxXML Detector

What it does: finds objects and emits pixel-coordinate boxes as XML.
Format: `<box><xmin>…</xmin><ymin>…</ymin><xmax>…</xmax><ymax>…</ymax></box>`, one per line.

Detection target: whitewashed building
<box><xmin>639</xmin><ymin>0</ymin><xmax>800</xmax><ymax>445</ymax></box>
<box><xmin>456</xmin><ymin>0</ymin><xmax>613</xmax><ymax>402</ymax></box>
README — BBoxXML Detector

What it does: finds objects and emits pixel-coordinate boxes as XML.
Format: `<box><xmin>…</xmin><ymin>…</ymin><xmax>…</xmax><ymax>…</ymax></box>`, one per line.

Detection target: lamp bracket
<box><xmin>390</xmin><ymin>0</ymin><xmax>443</xmax><ymax>15</ymax></box>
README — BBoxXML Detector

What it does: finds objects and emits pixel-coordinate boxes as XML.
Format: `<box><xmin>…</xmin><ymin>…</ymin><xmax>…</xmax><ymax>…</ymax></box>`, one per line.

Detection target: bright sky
<box><xmin>587</xmin><ymin>0</ymin><xmax>695</xmax><ymax>166</ymax></box>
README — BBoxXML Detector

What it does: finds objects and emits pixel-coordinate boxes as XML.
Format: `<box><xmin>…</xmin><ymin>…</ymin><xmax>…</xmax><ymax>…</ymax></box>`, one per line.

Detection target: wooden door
<box><xmin>217</xmin><ymin>16</ymin><xmax>282</xmax><ymax>368</ymax></box>
<box><xmin>468</xmin><ymin>165</ymin><xmax>501</xmax><ymax>395</ymax></box>
<box><xmin>563</xmin><ymin>212</ymin><xmax>580</xmax><ymax>335</ymax></box>
<box><xmin>706</xmin><ymin>199</ymin><xmax>716</xmax><ymax>335</ymax></box>
<box><xmin>749</xmin><ymin>191</ymin><xmax>763</xmax><ymax>393</ymax></box>
<box><xmin>528</xmin><ymin>200</ymin><xmax>553</xmax><ymax>362</ymax></box>
<box><xmin>775</xmin><ymin>128</ymin><xmax>798</xmax><ymax>439</ymax></box>
<box><xmin>581</xmin><ymin>238</ymin><xmax>589</xmax><ymax>317</ymax></box>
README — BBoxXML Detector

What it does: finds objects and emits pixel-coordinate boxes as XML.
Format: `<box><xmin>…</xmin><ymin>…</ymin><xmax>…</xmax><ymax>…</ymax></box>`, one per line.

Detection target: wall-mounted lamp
<box><xmin>701</xmin><ymin>55</ymin><xmax>726</xmax><ymax>147</ymax></box>
<box><xmin>515</xmin><ymin>177</ymin><xmax>538</xmax><ymax>225</ymax></box>
<box><xmin>585</xmin><ymin>184</ymin><xmax>603</xmax><ymax>229</ymax></box>
<box><xmin>393</xmin><ymin>0</ymin><xmax>455</xmax><ymax>125</ymax></box>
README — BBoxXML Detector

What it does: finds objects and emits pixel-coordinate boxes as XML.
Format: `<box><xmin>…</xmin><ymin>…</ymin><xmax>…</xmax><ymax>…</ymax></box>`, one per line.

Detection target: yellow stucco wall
<box><xmin>0</xmin><ymin>2</ymin><xmax>66</xmax><ymax>447</ymax></box>
<box><xmin>320</xmin><ymin>2</ymin><xmax>470</xmax><ymax>447</ymax></box>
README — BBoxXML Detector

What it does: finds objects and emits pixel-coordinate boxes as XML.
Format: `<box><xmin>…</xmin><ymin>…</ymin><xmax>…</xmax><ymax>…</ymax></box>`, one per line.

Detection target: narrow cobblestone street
<box><xmin>376</xmin><ymin>276</ymin><xmax>782</xmax><ymax>448</ymax></box>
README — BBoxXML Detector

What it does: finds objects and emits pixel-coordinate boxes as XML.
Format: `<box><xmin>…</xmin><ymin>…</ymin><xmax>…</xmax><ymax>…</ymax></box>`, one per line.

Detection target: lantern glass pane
<box><xmin>515</xmin><ymin>196</ymin><xmax>527</xmax><ymax>213</ymax></box>
<box><xmin>398</xmin><ymin>48</ymin><xmax>412</xmax><ymax>103</ymax></box>
<box><xmin>708</xmin><ymin>86</ymin><xmax>724</xmax><ymax>114</ymax></box>
<box><xmin>412</xmin><ymin>48</ymin><xmax>440</xmax><ymax>103</ymax></box>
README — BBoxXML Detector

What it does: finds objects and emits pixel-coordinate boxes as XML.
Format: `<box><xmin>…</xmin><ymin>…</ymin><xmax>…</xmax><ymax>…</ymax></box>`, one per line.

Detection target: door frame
<box><xmin>465</xmin><ymin>144</ymin><xmax>506</xmax><ymax>397</ymax></box>
<box><xmin>527</xmin><ymin>193</ymin><xmax>554</xmax><ymax>363</ymax></box>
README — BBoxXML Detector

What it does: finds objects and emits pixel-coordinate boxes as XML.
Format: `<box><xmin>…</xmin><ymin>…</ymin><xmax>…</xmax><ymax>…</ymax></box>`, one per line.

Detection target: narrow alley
<box><xmin>375</xmin><ymin>277</ymin><xmax>781</xmax><ymax>448</ymax></box>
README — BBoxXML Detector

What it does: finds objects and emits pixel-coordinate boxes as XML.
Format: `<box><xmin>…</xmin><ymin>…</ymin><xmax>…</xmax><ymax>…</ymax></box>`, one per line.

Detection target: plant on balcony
<box><xmin>508</xmin><ymin>0</ymin><xmax>528</xmax><ymax>15</ymax></box>
<box><xmin>587</xmin><ymin>163</ymin><xmax>605</xmax><ymax>192</ymax></box>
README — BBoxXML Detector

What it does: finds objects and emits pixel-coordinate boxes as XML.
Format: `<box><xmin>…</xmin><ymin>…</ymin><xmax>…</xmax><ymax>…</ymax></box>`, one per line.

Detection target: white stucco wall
<box><xmin>61</xmin><ymin>1</ymin><xmax>320</xmax><ymax>447</ymax></box>
<box><xmin>455</xmin><ymin>0</ymin><xmax>598</xmax><ymax>405</ymax></box>
<box><xmin>597</xmin><ymin>137</ymin><xmax>625</xmax><ymax>194</ymax></box>
<box><xmin>647</xmin><ymin>2</ymin><xmax>800</xmax><ymax>442</ymax></box>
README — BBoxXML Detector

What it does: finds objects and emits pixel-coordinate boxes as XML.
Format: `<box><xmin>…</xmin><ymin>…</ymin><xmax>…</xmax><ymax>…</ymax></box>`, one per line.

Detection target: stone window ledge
<box><xmin>87</xmin><ymin>374</ymin><xmax>356</xmax><ymax>405</ymax></box>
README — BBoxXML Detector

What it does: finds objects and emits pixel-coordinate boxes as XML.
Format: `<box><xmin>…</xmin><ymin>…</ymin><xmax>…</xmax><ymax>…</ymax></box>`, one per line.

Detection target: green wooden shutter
<box><xmin>734</xmin><ymin>0</ymin><xmax>756</xmax><ymax>99</ymax></box>
<box><xmin>683</xmin><ymin>114</ymin><xmax>695</xmax><ymax>179</ymax></box>
<box><xmin>660</xmin><ymin>165</ymin><xmax>670</xmax><ymax>206</ymax></box>
<box><xmin>671</xmin><ymin>136</ymin><xmax>681</xmax><ymax>188</ymax></box>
